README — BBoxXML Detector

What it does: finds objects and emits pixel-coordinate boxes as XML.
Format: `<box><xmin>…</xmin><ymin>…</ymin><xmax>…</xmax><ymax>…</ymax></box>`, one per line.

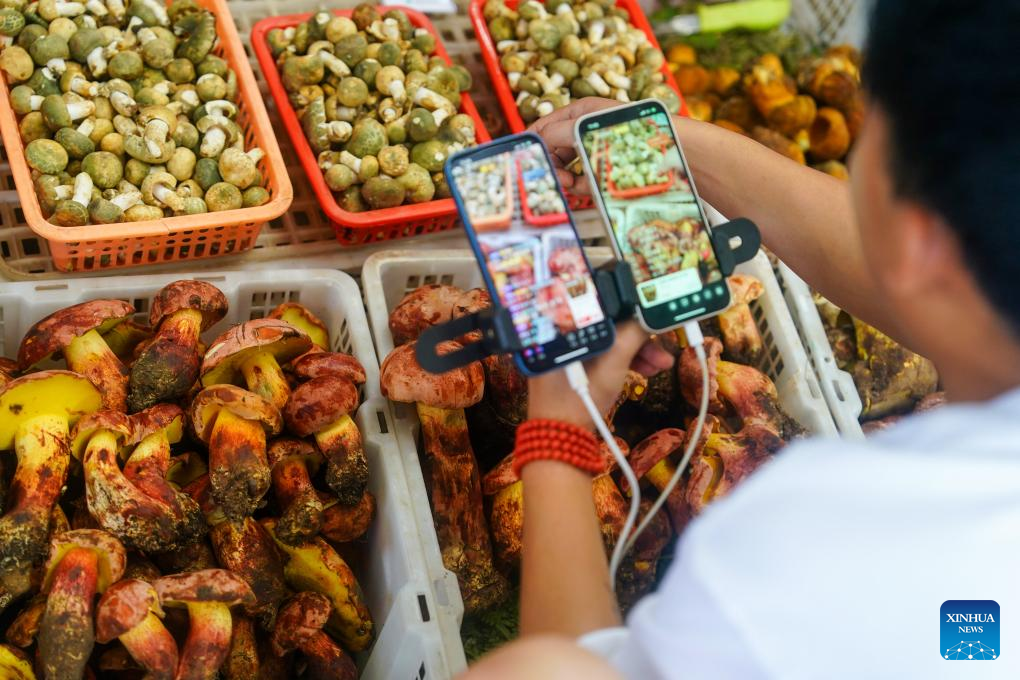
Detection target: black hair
<box><xmin>864</xmin><ymin>0</ymin><xmax>1020</xmax><ymax>328</ymax></box>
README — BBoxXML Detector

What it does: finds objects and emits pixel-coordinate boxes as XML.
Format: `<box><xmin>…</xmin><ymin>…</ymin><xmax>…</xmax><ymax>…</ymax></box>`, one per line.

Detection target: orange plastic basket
<box><xmin>251</xmin><ymin>7</ymin><xmax>492</xmax><ymax>246</ymax></box>
<box><xmin>0</xmin><ymin>0</ymin><xmax>291</xmax><ymax>273</ymax></box>
<box><xmin>469</xmin><ymin>0</ymin><xmax>688</xmax><ymax>212</ymax></box>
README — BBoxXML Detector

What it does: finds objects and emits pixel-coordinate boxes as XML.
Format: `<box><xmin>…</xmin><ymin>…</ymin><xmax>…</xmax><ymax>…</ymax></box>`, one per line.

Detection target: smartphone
<box><xmin>446</xmin><ymin>132</ymin><xmax>614</xmax><ymax>376</ymax></box>
<box><xmin>575</xmin><ymin>99</ymin><xmax>731</xmax><ymax>332</ymax></box>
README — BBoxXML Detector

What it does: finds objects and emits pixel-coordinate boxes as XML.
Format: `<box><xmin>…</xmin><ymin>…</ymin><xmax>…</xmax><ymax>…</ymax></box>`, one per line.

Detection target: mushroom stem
<box><xmin>86</xmin><ymin>45</ymin><xmax>108</xmax><ymax>76</ymax></box>
<box><xmin>272</xmin><ymin>458</ymin><xmax>323</xmax><ymax>545</ymax></box>
<box><xmin>300</xmin><ymin>630</ymin><xmax>357</xmax><ymax>680</ymax></box>
<box><xmin>319</xmin><ymin>491</ymin><xmax>374</xmax><ymax>543</ymax></box>
<box><xmin>313</xmin><ymin>414</ymin><xmax>368</xmax><ymax>507</ymax></box>
<box><xmin>0</xmin><ymin>414</ymin><xmax>70</xmax><ymax>572</ymax></box>
<box><xmin>208</xmin><ymin>408</ymin><xmax>270</xmax><ymax>520</ymax></box>
<box><xmin>110</xmin><ymin>190</ymin><xmax>142</xmax><ymax>211</ymax></box>
<box><xmin>239</xmin><ymin>351</ymin><xmax>290</xmax><ymax>411</ymax></box>
<box><xmin>118</xmin><ymin>610</ymin><xmax>177</xmax><ymax>679</ymax></box>
<box><xmin>128</xmin><ymin>308</ymin><xmax>204</xmax><ymax>412</ymax></box>
<box><xmin>414</xmin><ymin>403</ymin><xmax>507</xmax><ymax>613</ymax></box>
<box><xmin>199</xmin><ymin>126</ymin><xmax>226</xmax><ymax>158</ymax></box>
<box><xmin>71</xmin><ymin>173</ymin><xmax>92</xmax><ymax>206</ymax></box>
<box><xmin>38</xmin><ymin>547</ymin><xmax>98</xmax><ymax>680</ymax></box>
<box><xmin>178</xmin><ymin>601</ymin><xmax>233</xmax><ymax>680</ymax></box>
<box><xmin>63</xmin><ymin>329</ymin><xmax>129</xmax><ymax>412</ymax></box>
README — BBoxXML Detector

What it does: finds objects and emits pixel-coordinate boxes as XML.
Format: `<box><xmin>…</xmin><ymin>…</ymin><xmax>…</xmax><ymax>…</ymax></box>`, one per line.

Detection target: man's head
<box><xmin>850</xmin><ymin>0</ymin><xmax>1020</xmax><ymax>370</ymax></box>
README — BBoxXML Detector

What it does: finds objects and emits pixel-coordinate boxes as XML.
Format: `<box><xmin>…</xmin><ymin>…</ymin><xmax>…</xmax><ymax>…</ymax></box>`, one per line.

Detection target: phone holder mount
<box><xmin>416</xmin><ymin>217</ymin><xmax>761</xmax><ymax>375</ymax></box>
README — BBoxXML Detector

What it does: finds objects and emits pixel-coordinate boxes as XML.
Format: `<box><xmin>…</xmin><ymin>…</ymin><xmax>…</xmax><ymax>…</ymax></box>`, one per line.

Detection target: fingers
<box><xmin>588</xmin><ymin>322</ymin><xmax>649</xmax><ymax>374</ymax></box>
<box><xmin>631</xmin><ymin>342</ymin><xmax>675</xmax><ymax>377</ymax></box>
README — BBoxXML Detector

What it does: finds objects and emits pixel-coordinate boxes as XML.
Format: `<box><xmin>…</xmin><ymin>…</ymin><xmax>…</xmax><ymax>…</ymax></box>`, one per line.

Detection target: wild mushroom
<box><xmin>189</xmin><ymin>385</ymin><xmax>282</xmax><ymax>520</ymax></box>
<box><xmin>153</xmin><ymin>570</ymin><xmax>256</xmax><ymax>680</ymax></box>
<box><xmin>221</xmin><ymin>615</ymin><xmax>259</xmax><ymax>680</ymax></box>
<box><xmin>51</xmin><ymin>171</ymin><xmax>94</xmax><ymax>226</ymax></box>
<box><xmin>17</xmin><ymin>299</ymin><xmax>133</xmax><ymax>412</ymax></box>
<box><xmin>0</xmin><ymin>371</ymin><xmax>102</xmax><ymax>573</ymax></box>
<box><xmin>717</xmin><ymin>275</ymin><xmax>765</xmax><ymax>364</ymax></box>
<box><xmin>262</xmin><ymin>519</ymin><xmax>374</xmax><ymax>652</ymax></box>
<box><xmin>626</xmin><ymin>428</ymin><xmax>688</xmax><ymax>531</ymax></box>
<box><xmin>38</xmin><ymin>528</ymin><xmax>127</xmax><ymax>680</ymax></box>
<box><xmin>128</xmin><ymin>280</ymin><xmax>228</xmax><ymax>412</ymax></box>
<box><xmin>283</xmin><ymin>373</ymin><xmax>367</xmax><ymax>506</ymax></box>
<box><xmin>318</xmin><ymin>489</ymin><xmax>375</xmax><ymax>544</ymax></box>
<box><xmin>184</xmin><ymin>474</ymin><xmax>288</xmax><ymax>629</ymax></box>
<box><xmin>0</xmin><ymin>644</ymin><xmax>34</xmax><ymax>679</ymax></box>
<box><xmin>388</xmin><ymin>283</ymin><xmax>464</xmax><ymax>346</ymax></box>
<box><xmin>201</xmin><ymin>318</ymin><xmax>312</xmax><ymax>411</ymax></box>
<box><xmin>95</xmin><ymin>579</ymin><xmax>178</xmax><ymax>680</ymax></box>
<box><xmin>291</xmin><ymin>351</ymin><xmax>365</xmax><ymax>383</ymax></box>
<box><xmin>271</xmin><ymin>592</ymin><xmax>357</xmax><ymax>680</ymax></box>
<box><xmin>268</xmin><ymin>438</ymin><xmax>324</xmax><ymax>545</ymax></box>
<box><xmin>217</xmin><ymin>147</ymin><xmax>264</xmax><ymax>189</ymax></box>
<box><xmin>141</xmin><ymin>171</ymin><xmax>184</xmax><ymax>212</ymax></box>
<box><xmin>6</xmin><ymin>595</ymin><xmax>45</xmax><ymax>648</ymax></box>
<box><xmin>380</xmin><ymin>341</ymin><xmax>508</xmax><ymax>613</ymax></box>
<box><xmin>195</xmin><ymin>114</ymin><xmax>238</xmax><ymax>158</ymax></box>
<box><xmin>268</xmin><ymin>302</ymin><xmax>329</xmax><ymax>351</ymax></box>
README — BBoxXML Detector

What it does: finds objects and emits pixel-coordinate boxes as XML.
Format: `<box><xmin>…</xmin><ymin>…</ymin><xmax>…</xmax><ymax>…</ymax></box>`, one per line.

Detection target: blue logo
<box><xmin>941</xmin><ymin>600</ymin><xmax>999</xmax><ymax>660</ymax></box>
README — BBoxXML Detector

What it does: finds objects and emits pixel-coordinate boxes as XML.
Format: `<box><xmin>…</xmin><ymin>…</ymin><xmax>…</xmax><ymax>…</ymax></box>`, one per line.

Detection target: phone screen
<box><xmin>447</xmin><ymin>134</ymin><xmax>613</xmax><ymax>374</ymax></box>
<box><xmin>578</xmin><ymin>100</ymin><xmax>730</xmax><ymax>330</ymax></box>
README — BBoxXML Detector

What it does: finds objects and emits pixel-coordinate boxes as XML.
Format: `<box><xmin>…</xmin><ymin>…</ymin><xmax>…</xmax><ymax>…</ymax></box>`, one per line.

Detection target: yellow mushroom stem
<box><xmin>118</xmin><ymin>608</ymin><xmax>176</xmax><ymax>673</ymax></box>
<box><xmin>313</xmin><ymin>414</ymin><xmax>367</xmax><ymax>506</ymax></box>
<box><xmin>180</xmin><ymin>600</ymin><xmax>234</xmax><ymax>677</ymax></box>
<box><xmin>63</xmin><ymin>328</ymin><xmax>127</xmax><ymax>412</ymax></box>
<box><xmin>207</xmin><ymin>409</ymin><xmax>270</xmax><ymax>520</ymax></box>
<box><xmin>700</xmin><ymin>454</ymin><xmax>724</xmax><ymax>505</ymax></box>
<box><xmin>239</xmin><ymin>351</ymin><xmax>290</xmax><ymax>411</ymax></box>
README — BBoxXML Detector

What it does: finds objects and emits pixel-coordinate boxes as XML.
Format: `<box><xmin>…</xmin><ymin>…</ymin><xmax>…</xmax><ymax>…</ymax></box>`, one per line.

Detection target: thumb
<box><xmin>591</xmin><ymin>321</ymin><xmax>649</xmax><ymax>373</ymax></box>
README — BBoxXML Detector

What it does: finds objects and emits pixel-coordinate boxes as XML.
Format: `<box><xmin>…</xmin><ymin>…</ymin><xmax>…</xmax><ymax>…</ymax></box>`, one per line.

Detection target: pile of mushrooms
<box><xmin>379</xmin><ymin>274</ymin><xmax>801</xmax><ymax>625</ymax></box>
<box><xmin>0</xmin><ymin>281</ymin><xmax>375</xmax><ymax>679</ymax></box>
<box><xmin>266</xmin><ymin>3</ymin><xmax>477</xmax><ymax>212</ymax></box>
<box><xmin>0</xmin><ymin>0</ymin><xmax>269</xmax><ymax>226</ymax></box>
<box><xmin>483</xmin><ymin>0</ymin><xmax>680</xmax><ymax>123</ymax></box>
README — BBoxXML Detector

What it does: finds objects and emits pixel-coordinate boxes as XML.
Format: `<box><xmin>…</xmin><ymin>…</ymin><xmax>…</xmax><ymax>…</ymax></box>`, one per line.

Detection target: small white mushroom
<box><xmin>339</xmin><ymin>150</ymin><xmax>361</xmax><ymax>174</ymax></box>
<box><xmin>325</xmin><ymin>121</ymin><xmax>352</xmax><ymax>143</ymax></box>
<box><xmin>308</xmin><ymin>42</ymin><xmax>351</xmax><ymax>77</ymax></box>
<box><xmin>110</xmin><ymin>189</ymin><xmax>142</xmax><ymax>211</ymax></box>
<box><xmin>66</xmin><ymin>98</ymin><xmax>96</xmax><ymax>121</ymax></box>
<box><xmin>105</xmin><ymin>0</ymin><xmax>124</xmax><ymax>20</ymax></box>
<box><xmin>412</xmin><ymin>86</ymin><xmax>455</xmax><ymax>125</ymax></box>
<box><xmin>585</xmin><ymin>71</ymin><xmax>611</xmax><ymax>97</ymax></box>
<box><xmin>375</xmin><ymin>65</ymin><xmax>406</xmax><ymax>104</ymax></box>
<box><xmin>85</xmin><ymin>0</ymin><xmax>106</xmax><ymax>16</ymax></box>
<box><xmin>108</xmin><ymin>89</ymin><xmax>137</xmax><ymax>117</ymax></box>
<box><xmin>203</xmin><ymin>99</ymin><xmax>237</xmax><ymax>119</ymax></box>
<box><xmin>46</xmin><ymin>58</ymin><xmax>67</xmax><ymax>75</ymax></box>
<box><xmin>86</xmin><ymin>44</ymin><xmax>108</xmax><ymax>76</ymax></box>
<box><xmin>603</xmin><ymin>70</ymin><xmax>630</xmax><ymax>90</ymax></box>
<box><xmin>68</xmin><ymin>73</ymin><xmax>99</xmax><ymax>97</ymax></box>
<box><xmin>71</xmin><ymin>172</ymin><xmax>93</xmax><ymax>207</ymax></box>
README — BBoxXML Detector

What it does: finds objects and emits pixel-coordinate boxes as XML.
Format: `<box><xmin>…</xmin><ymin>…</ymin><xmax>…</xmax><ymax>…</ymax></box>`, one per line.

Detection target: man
<box><xmin>462</xmin><ymin>0</ymin><xmax>1020</xmax><ymax>677</ymax></box>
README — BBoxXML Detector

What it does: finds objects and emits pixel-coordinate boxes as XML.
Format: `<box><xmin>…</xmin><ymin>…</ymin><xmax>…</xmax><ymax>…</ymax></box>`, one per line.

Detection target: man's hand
<box><xmin>528</xmin><ymin>322</ymin><xmax>675</xmax><ymax>429</ymax></box>
<box><xmin>528</xmin><ymin>97</ymin><xmax>620</xmax><ymax>196</ymax></box>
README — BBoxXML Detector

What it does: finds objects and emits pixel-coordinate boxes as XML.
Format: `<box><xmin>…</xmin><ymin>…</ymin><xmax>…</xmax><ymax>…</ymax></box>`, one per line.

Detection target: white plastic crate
<box><xmin>789</xmin><ymin>0</ymin><xmax>867</xmax><ymax>48</ymax></box>
<box><xmin>361</xmin><ymin>206</ymin><xmax>839</xmax><ymax>674</ymax></box>
<box><xmin>0</xmin><ymin>269</ymin><xmax>456</xmax><ymax>680</ymax></box>
<box><xmin>774</xmin><ymin>261</ymin><xmax>866</xmax><ymax>439</ymax></box>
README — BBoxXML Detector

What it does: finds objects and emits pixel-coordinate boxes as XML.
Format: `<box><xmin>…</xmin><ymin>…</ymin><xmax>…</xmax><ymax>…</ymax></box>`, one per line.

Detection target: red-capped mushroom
<box><xmin>201</xmin><ymin>319</ymin><xmax>312</xmax><ymax>411</ymax></box>
<box><xmin>96</xmin><ymin>578</ymin><xmax>178</xmax><ymax>680</ymax></box>
<box><xmin>0</xmin><ymin>371</ymin><xmax>102</xmax><ymax>573</ymax></box>
<box><xmin>271</xmin><ymin>592</ymin><xmax>356</xmax><ymax>680</ymax></box>
<box><xmin>129</xmin><ymin>280</ymin><xmax>229</xmax><ymax>412</ymax></box>
<box><xmin>380</xmin><ymin>341</ymin><xmax>508</xmax><ymax>613</ymax></box>
<box><xmin>153</xmin><ymin>570</ymin><xmax>255</xmax><ymax>680</ymax></box>
<box><xmin>388</xmin><ymin>283</ymin><xmax>464</xmax><ymax>346</ymax></box>
<box><xmin>717</xmin><ymin>275</ymin><xmax>765</xmax><ymax>364</ymax></box>
<box><xmin>190</xmin><ymin>385</ymin><xmax>282</xmax><ymax>520</ymax></box>
<box><xmin>283</xmin><ymin>374</ymin><xmax>367</xmax><ymax>506</ymax></box>
<box><xmin>18</xmin><ymin>299</ymin><xmax>134</xmax><ymax>412</ymax></box>
<box><xmin>318</xmin><ymin>490</ymin><xmax>375</xmax><ymax>544</ymax></box>
<box><xmin>291</xmin><ymin>352</ymin><xmax>366</xmax><ymax>383</ymax></box>
<box><xmin>38</xmin><ymin>529</ymin><xmax>127</xmax><ymax>680</ymax></box>
<box><xmin>267</xmin><ymin>438</ymin><xmax>325</xmax><ymax>545</ymax></box>
<box><xmin>626</xmin><ymin>429</ymin><xmax>688</xmax><ymax>530</ymax></box>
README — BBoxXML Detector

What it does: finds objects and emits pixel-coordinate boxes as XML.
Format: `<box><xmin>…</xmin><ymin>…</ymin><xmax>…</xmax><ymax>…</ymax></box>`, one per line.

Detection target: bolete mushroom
<box><xmin>626</xmin><ymin>428</ymin><xmax>688</xmax><ymax>531</ymax></box>
<box><xmin>38</xmin><ymin>528</ymin><xmax>127</xmax><ymax>680</ymax></box>
<box><xmin>0</xmin><ymin>644</ymin><xmax>34</xmax><ymax>680</ymax></box>
<box><xmin>380</xmin><ymin>341</ymin><xmax>508</xmax><ymax>613</ymax></box>
<box><xmin>268</xmin><ymin>302</ymin><xmax>329</xmax><ymax>351</ymax></box>
<box><xmin>190</xmin><ymin>385</ymin><xmax>282</xmax><ymax>520</ymax></box>
<box><xmin>95</xmin><ymin>578</ymin><xmax>178</xmax><ymax>680</ymax></box>
<box><xmin>262</xmin><ymin>519</ymin><xmax>374</xmax><ymax>652</ymax></box>
<box><xmin>271</xmin><ymin>592</ymin><xmax>356</xmax><ymax>680</ymax></box>
<box><xmin>387</xmin><ymin>283</ymin><xmax>464</xmax><ymax>346</ymax></box>
<box><xmin>201</xmin><ymin>319</ymin><xmax>313</xmax><ymax>411</ymax></box>
<box><xmin>153</xmin><ymin>569</ymin><xmax>255</xmax><ymax>680</ymax></box>
<box><xmin>317</xmin><ymin>490</ymin><xmax>375</xmax><ymax>544</ymax></box>
<box><xmin>0</xmin><ymin>371</ymin><xmax>102</xmax><ymax>573</ymax></box>
<box><xmin>267</xmin><ymin>438</ymin><xmax>324</xmax><ymax>545</ymax></box>
<box><xmin>717</xmin><ymin>275</ymin><xmax>765</xmax><ymax>365</ymax></box>
<box><xmin>17</xmin><ymin>299</ymin><xmax>133</xmax><ymax>412</ymax></box>
<box><xmin>283</xmin><ymin>374</ymin><xmax>367</xmax><ymax>506</ymax></box>
<box><xmin>128</xmin><ymin>280</ymin><xmax>228</xmax><ymax>412</ymax></box>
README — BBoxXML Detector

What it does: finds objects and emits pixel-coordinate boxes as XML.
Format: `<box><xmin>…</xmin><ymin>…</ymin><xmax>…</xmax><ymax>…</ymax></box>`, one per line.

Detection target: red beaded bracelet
<box><xmin>512</xmin><ymin>419</ymin><xmax>604</xmax><ymax>477</ymax></box>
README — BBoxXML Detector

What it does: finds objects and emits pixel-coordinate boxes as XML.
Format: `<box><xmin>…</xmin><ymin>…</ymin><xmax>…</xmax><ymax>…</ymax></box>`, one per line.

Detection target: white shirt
<box><xmin>580</xmin><ymin>388</ymin><xmax>1020</xmax><ymax>678</ymax></box>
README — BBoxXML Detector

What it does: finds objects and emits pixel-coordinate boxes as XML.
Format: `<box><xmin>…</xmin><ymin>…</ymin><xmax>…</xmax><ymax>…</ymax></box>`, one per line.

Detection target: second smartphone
<box><xmin>575</xmin><ymin>99</ymin><xmax>731</xmax><ymax>332</ymax></box>
<box><xmin>445</xmin><ymin>132</ymin><xmax>614</xmax><ymax>375</ymax></box>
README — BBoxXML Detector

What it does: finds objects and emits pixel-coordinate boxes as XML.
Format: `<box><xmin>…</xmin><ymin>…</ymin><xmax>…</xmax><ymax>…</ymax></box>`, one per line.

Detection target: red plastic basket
<box><xmin>469</xmin><ymin>0</ymin><xmax>688</xmax><ymax>211</ymax></box>
<box><xmin>252</xmin><ymin>7</ymin><xmax>492</xmax><ymax>246</ymax></box>
<box><xmin>516</xmin><ymin>159</ymin><xmax>567</xmax><ymax>226</ymax></box>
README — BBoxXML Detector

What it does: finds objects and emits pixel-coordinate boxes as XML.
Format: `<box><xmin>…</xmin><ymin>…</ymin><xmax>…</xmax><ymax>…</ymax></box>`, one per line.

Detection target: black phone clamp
<box><xmin>416</xmin><ymin>217</ymin><xmax>761</xmax><ymax>375</ymax></box>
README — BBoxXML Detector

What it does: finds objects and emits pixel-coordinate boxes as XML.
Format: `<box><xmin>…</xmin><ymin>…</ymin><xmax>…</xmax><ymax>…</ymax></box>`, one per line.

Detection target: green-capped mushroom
<box><xmin>167</xmin><ymin>146</ymin><xmax>196</xmax><ymax>181</ymax></box>
<box><xmin>0</xmin><ymin>44</ymin><xmax>32</xmax><ymax>81</ymax></box>
<box><xmin>432</xmin><ymin>170</ymin><xmax>451</xmax><ymax>199</ymax></box>
<box><xmin>42</xmin><ymin>94</ymin><xmax>94</xmax><ymax>131</ymax></box>
<box><xmin>108</xmin><ymin>49</ymin><xmax>143</xmax><ymax>80</ymax></box>
<box><xmin>26</xmin><ymin>138</ymin><xmax>69</xmax><ymax>174</ymax></box>
<box><xmin>0</xmin><ymin>7</ymin><xmax>25</xmax><ymax>43</ymax></box>
<box><xmin>337</xmin><ymin>77</ymin><xmax>368</xmax><ymax>108</ymax></box>
<box><xmin>177</xmin><ymin>195</ymin><xmax>207</xmax><ymax>214</ymax></box>
<box><xmin>351</xmin><ymin>3</ymin><xmax>379</xmax><ymax>31</ymax></box>
<box><xmin>383</xmin><ymin>9</ymin><xmax>413</xmax><ymax>38</ymax></box>
<box><xmin>55</xmin><ymin>126</ymin><xmax>95</xmax><ymax>159</ymax></box>
<box><xmin>194</xmin><ymin>73</ymin><xmax>226</xmax><ymax>101</ymax></box>
<box><xmin>99</xmin><ymin>131</ymin><xmax>125</xmax><ymax>155</ymax></box>
<box><xmin>338</xmin><ymin>184</ymin><xmax>365</xmax><ymax>212</ymax></box>
<box><xmin>281</xmin><ymin>54</ymin><xmax>325</xmax><ymax>93</ymax></box>
<box><xmin>411</xmin><ymin>139</ymin><xmax>448</xmax><ymax>173</ymax></box>
<box><xmin>402</xmin><ymin>48</ymin><xmax>427</xmax><ymax>74</ymax></box>
<box><xmin>323</xmin><ymin>163</ymin><xmax>356</xmax><ymax>192</ymax></box>
<box><xmin>29</xmin><ymin>34</ymin><xmax>69</xmax><ymax>67</ymax></box>
<box><xmin>352</xmin><ymin>58</ymin><xmax>381</xmax><ymax>89</ymax></box>
<box><xmin>124</xmin><ymin>204</ymin><xmax>164</xmax><ymax>221</ymax></box>
<box><xmin>81</xmin><ymin>151</ymin><xmax>124</xmax><ymax>189</ymax></box>
<box><xmin>173</xmin><ymin>118</ymin><xmax>199</xmax><ymax>150</ymax></box>
<box><xmin>375</xmin><ymin>64</ymin><xmax>406</xmax><ymax>103</ymax></box>
<box><xmin>20</xmin><ymin>111</ymin><xmax>49</xmax><ymax>142</ymax></box>
<box><xmin>141</xmin><ymin>170</ymin><xmax>183</xmax><ymax>211</ymax></box>
<box><xmin>407</xmin><ymin>107</ymin><xmax>436</xmax><ymax>142</ymax></box>
<box><xmin>195</xmin><ymin>115</ymin><xmax>238</xmax><ymax>157</ymax></box>
<box><xmin>10</xmin><ymin>84</ymin><xmax>43</xmax><ymax>114</ymax></box>
<box><xmin>325</xmin><ymin>15</ymin><xmax>356</xmax><ymax>43</ymax></box>
<box><xmin>196</xmin><ymin>54</ymin><xmax>227</xmax><ymax>78</ymax></box>
<box><xmin>361</xmin><ymin>175</ymin><xmax>403</xmax><ymax>209</ymax></box>
<box><xmin>175</xmin><ymin>10</ymin><xmax>215</xmax><ymax>63</ymax></box>
<box><xmin>124</xmin><ymin>158</ymin><xmax>150</xmax><ymax>186</ymax></box>
<box><xmin>241</xmin><ymin>186</ymin><xmax>269</xmax><ymax>208</ymax></box>
<box><xmin>378</xmin><ymin>144</ymin><xmax>408</xmax><ymax>177</ymax></box>
<box><xmin>217</xmin><ymin>147</ymin><xmax>264</xmax><ymax>189</ymax></box>
<box><xmin>397</xmin><ymin>163</ymin><xmax>435</xmax><ymax>203</ymax></box>
<box><xmin>204</xmin><ymin>181</ymin><xmax>241</xmax><ymax>211</ymax></box>
<box><xmin>51</xmin><ymin>171</ymin><xmax>93</xmax><ymax>226</ymax></box>
<box><xmin>163</xmin><ymin>57</ymin><xmax>195</xmax><ymax>84</ymax></box>
<box><xmin>346</xmin><ymin>118</ymin><xmax>386</xmax><ymax>158</ymax></box>
<box><xmin>193</xmin><ymin>156</ymin><xmax>221</xmax><ymax>190</ymax></box>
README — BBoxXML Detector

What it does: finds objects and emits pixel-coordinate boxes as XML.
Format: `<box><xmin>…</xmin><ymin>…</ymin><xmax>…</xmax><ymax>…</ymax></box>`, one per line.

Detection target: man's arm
<box><xmin>531</xmin><ymin>99</ymin><xmax>894</xmax><ymax>334</ymax></box>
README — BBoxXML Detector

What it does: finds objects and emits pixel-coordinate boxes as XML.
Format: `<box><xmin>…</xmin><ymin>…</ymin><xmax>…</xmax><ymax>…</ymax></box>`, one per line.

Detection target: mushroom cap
<box><xmin>0</xmin><ymin>370</ymin><xmax>102</xmax><ymax>451</ymax></box>
<box><xmin>481</xmin><ymin>453</ymin><xmax>516</xmax><ymax>496</ymax></box>
<box><xmin>387</xmin><ymin>283</ymin><xmax>464</xmax><ymax>345</ymax></box>
<box><xmin>149</xmin><ymin>280</ymin><xmax>229</xmax><ymax>331</ymax></box>
<box><xmin>70</xmin><ymin>409</ymin><xmax>133</xmax><ymax>460</ymax></box>
<box><xmin>201</xmin><ymin>319</ymin><xmax>312</xmax><ymax>387</ymax></box>
<box><xmin>726</xmin><ymin>274</ymin><xmax>764</xmax><ymax>306</ymax></box>
<box><xmin>451</xmin><ymin>287</ymin><xmax>491</xmax><ymax>319</ymax></box>
<box><xmin>628</xmin><ymin>428</ymin><xmax>685</xmax><ymax>485</ymax></box>
<box><xmin>128</xmin><ymin>403</ymin><xmax>185</xmax><ymax>445</ymax></box>
<box><xmin>189</xmin><ymin>385</ymin><xmax>283</xmax><ymax>444</ymax></box>
<box><xmin>271</xmin><ymin>591</ymin><xmax>331</xmax><ymax>655</ymax></box>
<box><xmin>0</xmin><ymin>358</ymin><xmax>18</xmax><ymax>384</ymax></box>
<box><xmin>43</xmin><ymin>529</ymin><xmax>127</xmax><ymax>594</ymax></box>
<box><xmin>267</xmin><ymin>302</ymin><xmax>329</xmax><ymax>350</ymax></box>
<box><xmin>283</xmin><ymin>375</ymin><xmax>359</xmax><ymax>437</ymax></box>
<box><xmin>18</xmin><ymin>299</ymin><xmax>135</xmax><ymax>371</ymax></box>
<box><xmin>154</xmin><ymin>568</ymin><xmax>255</xmax><ymax>608</ymax></box>
<box><xmin>292</xmin><ymin>352</ymin><xmax>366</xmax><ymax>384</ymax></box>
<box><xmin>598</xmin><ymin>436</ymin><xmax>630</xmax><ymax>475</ymax></box>
<box><xmin>267</xmin><ymin>437</ymin><xmax>322</xmax><ymax>470</ymax></box>
<box><xmin>95</xmin><ymin>578</ymin><xmax>163</xmax><ymax>643</ymax></box>
<box><xmin>380</xmin><ymin>341</ymin><xmax>484</xmax><ymax>409</ymax></box>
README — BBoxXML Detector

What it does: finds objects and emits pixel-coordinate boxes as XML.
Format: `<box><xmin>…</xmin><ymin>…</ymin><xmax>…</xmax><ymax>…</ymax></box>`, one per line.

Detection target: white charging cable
<box><xmin>563</xmin><ymin>320</ymin><xmax>709</xmax><ymax>589</ymax></box>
